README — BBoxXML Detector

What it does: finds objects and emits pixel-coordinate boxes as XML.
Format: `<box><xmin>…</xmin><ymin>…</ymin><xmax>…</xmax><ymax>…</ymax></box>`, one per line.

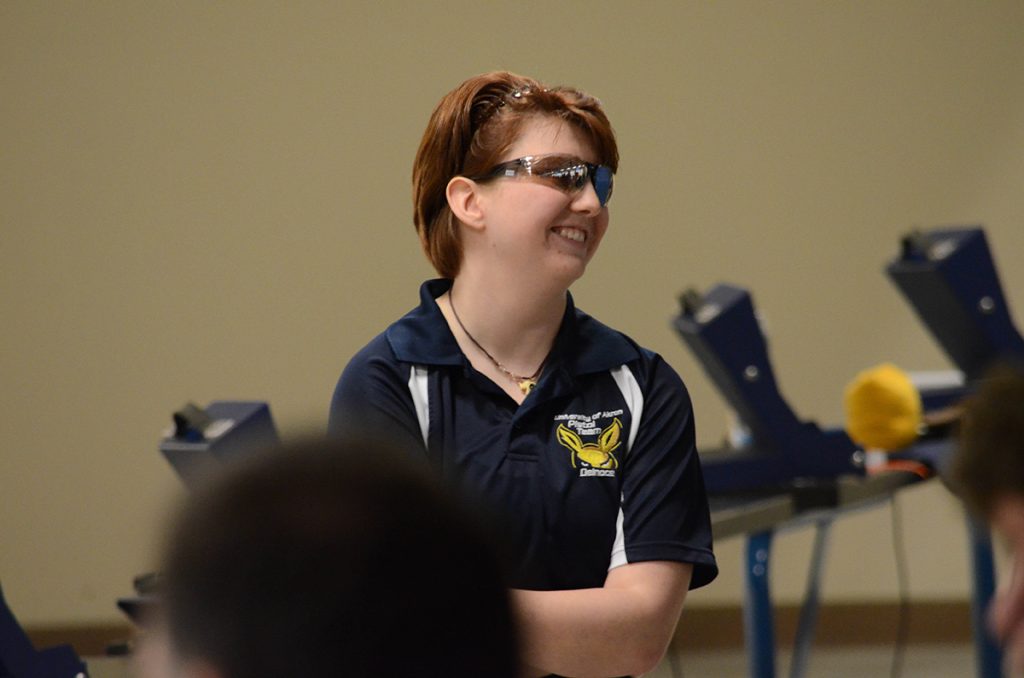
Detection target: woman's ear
<box><xmin>446</xmin><ymin>176</ymin><xmax>486</xmax><ymax>231</ymax></box>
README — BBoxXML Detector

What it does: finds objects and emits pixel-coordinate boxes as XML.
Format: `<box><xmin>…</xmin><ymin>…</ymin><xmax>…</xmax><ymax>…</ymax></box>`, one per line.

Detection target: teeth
<box><xmin>554</xmin><ymin>227</ymin><xmax>586</xmax><ymax>243</ymax></box>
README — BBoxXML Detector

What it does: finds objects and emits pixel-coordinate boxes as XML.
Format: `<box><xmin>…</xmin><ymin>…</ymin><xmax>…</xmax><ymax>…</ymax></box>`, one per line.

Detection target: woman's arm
<box><xmin>511</xmin><ymin>353</ymin><xmax>713</xmax><ymax>677</ymax></box>
<box><xmin>512</xmin><ymin>560</ymin><xmax>692</xmax><ymax>678</ymax></box>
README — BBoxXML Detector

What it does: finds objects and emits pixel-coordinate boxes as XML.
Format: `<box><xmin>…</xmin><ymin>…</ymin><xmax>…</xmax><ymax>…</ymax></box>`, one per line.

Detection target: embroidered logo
<box><xmin>556</xmin><ymin>418</ymin><xmax>622</xmax><ymax>478</ymax></box>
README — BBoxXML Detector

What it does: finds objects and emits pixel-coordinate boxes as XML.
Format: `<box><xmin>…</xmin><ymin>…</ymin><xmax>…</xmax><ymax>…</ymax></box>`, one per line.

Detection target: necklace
<box><xmin>448</xmin><ymin>294</ymin><xmax>545</xmax><ymax>395</ymax></box>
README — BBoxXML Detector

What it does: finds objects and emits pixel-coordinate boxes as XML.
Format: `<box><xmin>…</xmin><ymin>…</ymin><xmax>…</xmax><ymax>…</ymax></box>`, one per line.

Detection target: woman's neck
<box><xmin>442</xmin><ymin>270</ymin><xmax>566</xmax><ymax>379</ymax></box>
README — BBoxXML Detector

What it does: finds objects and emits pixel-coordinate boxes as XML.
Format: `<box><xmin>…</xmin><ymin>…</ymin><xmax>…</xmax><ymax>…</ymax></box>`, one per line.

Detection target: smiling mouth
<box><xmin>552</xmin><ymin>226</ymin><xmax>587</xmax><ymax>243</ymax></box>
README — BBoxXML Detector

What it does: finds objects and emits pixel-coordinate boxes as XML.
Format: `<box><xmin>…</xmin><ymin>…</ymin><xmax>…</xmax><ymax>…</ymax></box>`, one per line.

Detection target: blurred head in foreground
<box><xmin>950</xmin><ymin>361</ymin><xmax>1024</xmax><ymax>674</ymax></box>
<box><xmin>140</xmin><ymin>437</ymin><xmax>518</xmax><ymax>678</ymax></box>
<box><xmin>951</xmin><ymin>362</ymin><xmax>1024</xmax><ymax>519</ymax></box>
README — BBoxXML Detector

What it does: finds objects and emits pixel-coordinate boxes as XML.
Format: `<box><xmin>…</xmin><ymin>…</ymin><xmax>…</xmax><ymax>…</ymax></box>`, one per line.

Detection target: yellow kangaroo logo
<box><xmin>557</xmin><ymin>418</ymin><xmax>622</xmax><ymax>469</ymax></box>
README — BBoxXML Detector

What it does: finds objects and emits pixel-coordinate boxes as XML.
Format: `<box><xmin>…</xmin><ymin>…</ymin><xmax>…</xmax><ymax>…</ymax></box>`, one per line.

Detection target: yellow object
<box><xmin>843</xmin><ymin>363</ymin><xmax>923</xmax><ymax>451</ymax></box>
<box><xmin>557</xmin><ymin>418</ymin><xmax>622</xmax><ymax>469</ymax></box>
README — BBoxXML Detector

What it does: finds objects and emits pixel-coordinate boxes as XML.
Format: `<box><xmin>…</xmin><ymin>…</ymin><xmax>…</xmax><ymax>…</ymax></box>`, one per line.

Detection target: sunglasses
<box><xmin>472</xmin><ymin>154</ymin><xmax>614</xmax><ymax>206</ymax></box>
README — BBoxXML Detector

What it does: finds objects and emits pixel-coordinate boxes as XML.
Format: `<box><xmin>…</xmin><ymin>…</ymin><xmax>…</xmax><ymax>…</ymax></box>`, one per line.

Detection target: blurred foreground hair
<box><xmin>951</xmin><ymin>361</ymin><xmax>1024</xmax><ymax>518</ymax></box>
<box><xmin>161</xmin><ymin>437</ymin><xmax>518</xmax><ymax>678</ymax></box>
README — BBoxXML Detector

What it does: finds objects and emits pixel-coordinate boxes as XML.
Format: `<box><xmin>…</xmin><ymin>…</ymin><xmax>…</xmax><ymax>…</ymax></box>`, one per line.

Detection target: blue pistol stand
<box><xmin>674</xmin><ymin>284</ymin><xmax>866</xmax><ymax>678</ymax></box>
<box><xmin>673</xmin><ymin>283</ymin><xmax>863</xmax><ymax>496</ymax></box>
<box><xmin>887</xmin><ymin>226</ymin><xmax>1024</xmax><ymax>678</ymax></box>
<box><xmin>159</xmin><ymin>401</ymin><xmax>280</xmax><ymax>488</ymax></box>
<box><xmin>1</xmin><ymin>583</ymin><xmax>86</xmax><ymax>678</ymax></box>
<box><xmin>119</xmin><ymin>401</ymin><xmax>282</xmax><ymax>627</ymax></box>
<box><xmin>887</xmin><ymin>227</ymin><xmax>1024</xmax><ymax>390</ymax></box>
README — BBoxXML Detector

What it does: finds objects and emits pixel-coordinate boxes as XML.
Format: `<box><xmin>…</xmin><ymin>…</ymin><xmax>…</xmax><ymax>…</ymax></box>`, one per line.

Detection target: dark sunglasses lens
<box><xmin>592</xmin><ymin>166</ymin><xmax>613</xmax><ymax>206</ymax></box>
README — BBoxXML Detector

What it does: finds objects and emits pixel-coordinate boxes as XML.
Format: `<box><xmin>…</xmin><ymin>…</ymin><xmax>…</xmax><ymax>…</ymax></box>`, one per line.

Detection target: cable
<box><xmin>890</xmin><ymin>495</ymin><xmax>911</xmax><ymax>678</ymax></box>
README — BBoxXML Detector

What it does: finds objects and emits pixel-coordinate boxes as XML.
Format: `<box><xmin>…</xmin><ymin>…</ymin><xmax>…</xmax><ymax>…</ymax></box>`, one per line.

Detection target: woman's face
<box><xmin>475</xmin><ymin>115</ymin><xmax>609</xmax><ymax>286</ymax></box>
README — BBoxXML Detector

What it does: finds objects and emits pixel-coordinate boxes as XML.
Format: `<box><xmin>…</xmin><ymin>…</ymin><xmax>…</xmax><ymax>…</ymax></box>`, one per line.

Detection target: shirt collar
<box><xmin>387</xmin><ymin>279</ymin><xmax>639</xmax><ymax>375</ymax></box>
<box><xmin>386</xmin><ymin>279</ymin><xmax>463</xmax><ymax>366</ymax></box>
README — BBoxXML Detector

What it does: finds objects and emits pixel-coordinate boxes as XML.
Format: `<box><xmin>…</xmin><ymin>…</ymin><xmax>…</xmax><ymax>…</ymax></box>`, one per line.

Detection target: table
<box><xmin>707</xmin><ymin>467</ymin><xmax>1000</xmax><ymax>678</ymax></box>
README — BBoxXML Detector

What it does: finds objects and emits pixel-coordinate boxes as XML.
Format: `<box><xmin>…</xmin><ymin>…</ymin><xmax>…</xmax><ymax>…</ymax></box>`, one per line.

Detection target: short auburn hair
<box><xmin>412</xmin><ymin>71</ymin><xmax>619</xmax><ymax>279</ymax></box>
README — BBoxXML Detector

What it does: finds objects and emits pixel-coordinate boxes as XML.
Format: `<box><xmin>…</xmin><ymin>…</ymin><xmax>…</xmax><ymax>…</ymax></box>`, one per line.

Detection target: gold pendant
<box><xmin>518</xmin><ymin>379</ymin><xmax>536</xmax><ymax>395</ymax></box>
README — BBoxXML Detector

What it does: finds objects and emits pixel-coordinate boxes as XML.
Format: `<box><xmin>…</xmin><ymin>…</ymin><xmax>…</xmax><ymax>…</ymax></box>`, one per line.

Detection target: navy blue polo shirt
<box><xmin>330</xmin><ymin>279</ymin><xmax>717</xmax><ymax>592</ymax></box>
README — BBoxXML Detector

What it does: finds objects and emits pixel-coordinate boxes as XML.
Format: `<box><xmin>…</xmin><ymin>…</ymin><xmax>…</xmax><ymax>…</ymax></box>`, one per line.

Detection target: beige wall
<box><xmin>2</xmin><ymin>1</ymin><xmax>1023</xmax><ymax>626</ymax></box>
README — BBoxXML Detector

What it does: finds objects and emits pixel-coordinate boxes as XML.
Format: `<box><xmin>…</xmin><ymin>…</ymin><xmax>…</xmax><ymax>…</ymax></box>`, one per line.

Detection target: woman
<box><xmin>330</xmin><ymin>71</ymin><xmax>717</xmax><ymax>677</ymax></box>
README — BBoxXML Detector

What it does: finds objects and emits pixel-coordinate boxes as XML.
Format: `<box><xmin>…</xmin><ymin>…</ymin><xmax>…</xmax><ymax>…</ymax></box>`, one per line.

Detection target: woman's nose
<box><xmin>570</xmin><ymin>181</ymin><xmax>602</xmax><ymax>215</ymax></box>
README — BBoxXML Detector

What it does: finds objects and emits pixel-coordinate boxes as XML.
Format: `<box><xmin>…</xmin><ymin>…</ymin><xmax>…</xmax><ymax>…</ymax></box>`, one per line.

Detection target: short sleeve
<box><xmin>329</xmin><ymin>333</ymin><xmax>426</xmax><ymax>457</ymax></box>
<box><xmin>616</xmin><ymin>353</ymin><xmax>718</xmax><ymax>589</ymax></box>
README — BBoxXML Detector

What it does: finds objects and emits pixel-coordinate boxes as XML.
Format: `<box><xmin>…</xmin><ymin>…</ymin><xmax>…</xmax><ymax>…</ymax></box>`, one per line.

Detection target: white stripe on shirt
<box><xmin>407</xmin><ymin>365</ymin><xmax>430</xmax><ymax>448</ymax></box>
<box><xmin>609</xmin><ymin>365</ymin><xmax>644</xmax><ymax>570</ymax></box>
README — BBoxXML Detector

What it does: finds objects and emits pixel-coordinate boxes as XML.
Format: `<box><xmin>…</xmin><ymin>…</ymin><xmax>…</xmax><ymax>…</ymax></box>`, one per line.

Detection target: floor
<box><xmin>650</xmin><ymin>643</ymin><xmax>978</xmax><ymax>677</ymax></box>
<box><xmin>85</xmin><ymin>644</ymin><xmax>980</xmax><ymax>677</ymax></box>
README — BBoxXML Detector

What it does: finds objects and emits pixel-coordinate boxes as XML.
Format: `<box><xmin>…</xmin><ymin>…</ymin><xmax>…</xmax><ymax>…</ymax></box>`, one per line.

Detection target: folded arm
<box><xmin>513</xmin><ymin>560</ymin><xmax>692</xmax><ymax>678</ymax></box>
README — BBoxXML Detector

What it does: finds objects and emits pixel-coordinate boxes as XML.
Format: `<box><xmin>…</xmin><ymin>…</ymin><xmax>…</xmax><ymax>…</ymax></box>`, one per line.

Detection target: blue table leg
<box><xmin>968</xmin><ymin>515</ymin><xmax>1002</xmax><ymax>677</ymax></box>
<box><xmin>789</xmin><ymin>518</ymin><xmax>833</xmax><ymax>678</ymax></box>
<box><xmin>745</xmin><ymin>530</ymin><xmax>776</xmax><ymax>678</ymax></box>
